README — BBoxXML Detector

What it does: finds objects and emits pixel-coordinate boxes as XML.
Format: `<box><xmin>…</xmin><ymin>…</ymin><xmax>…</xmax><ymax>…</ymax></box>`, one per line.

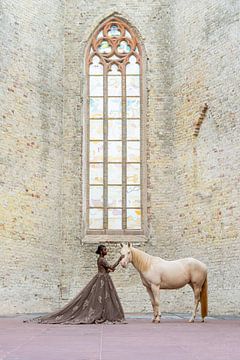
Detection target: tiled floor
<box><xmin>0</xmin><ymin>314</ymin><xmax>239</xmax><ymax>360</ymax></box>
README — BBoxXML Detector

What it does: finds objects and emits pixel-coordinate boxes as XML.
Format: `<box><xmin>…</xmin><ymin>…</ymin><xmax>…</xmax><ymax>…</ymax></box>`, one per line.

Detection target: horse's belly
<box><xmin>160</xmin><ymin>274</ymin><xmax>190</xmax><ymax>289</ymax></box>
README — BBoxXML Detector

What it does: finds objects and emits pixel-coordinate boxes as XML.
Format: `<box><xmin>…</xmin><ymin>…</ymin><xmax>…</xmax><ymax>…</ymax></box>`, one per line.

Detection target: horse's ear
<box><xmin>127</xmin><ymin>242</ymin><xmax>132</xmax><ymax>248</ymax></box>
<box><xmin>120</xmin><ymin>243</ymin><xmax>123</xmax><ymax>248</ymax></box>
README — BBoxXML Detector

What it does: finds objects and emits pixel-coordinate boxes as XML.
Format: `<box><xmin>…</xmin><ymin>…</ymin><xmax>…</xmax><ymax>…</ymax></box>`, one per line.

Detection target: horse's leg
<box><xmin>146</xmin><ymin>287</ymin><xmax>156</xmax><ymax>323</ymax></box>
<box><xmin>189</xmin><ymin>285</ymin><xmax>201</xmax><ymax>323</ymax></box>
<box><xmin>151</xmin><ymin>284</ymin><xmax>160</xmax><ymax>323</ymax></box>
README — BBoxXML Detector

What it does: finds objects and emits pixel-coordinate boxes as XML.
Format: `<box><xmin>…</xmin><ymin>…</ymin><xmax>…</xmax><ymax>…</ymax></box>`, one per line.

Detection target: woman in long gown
<box><xmin>33</xmin><ymin>245</ymin><xmax>125</xmax><ymax>324</ymax></box>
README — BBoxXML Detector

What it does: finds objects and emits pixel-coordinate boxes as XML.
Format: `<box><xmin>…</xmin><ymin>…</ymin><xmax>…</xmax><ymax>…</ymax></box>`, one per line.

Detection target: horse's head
<box><xmin>120</xmin><ymin>242</ymin><xmax>132</xmax><ymax>268</ymax></box>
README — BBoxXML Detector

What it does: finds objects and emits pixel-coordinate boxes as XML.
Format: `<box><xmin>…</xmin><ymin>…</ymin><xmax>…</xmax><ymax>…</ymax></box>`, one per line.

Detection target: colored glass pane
<box><xmin>89</xmin><ymin>141</ymin><xmax>104</xmax><ymax>162</ymax></box>
<box><xmin>127</xmin><ymin>120</ymin><xmax>140</xmax><ymax>140</ymax></box>
<box><xmin>89</xmin><ymin>186</ymin><xmax>103</xmax><ymax>207</ymax></box>
<box><xmin>108</xmin><ymin>25</ymin><xmax>121</xmax><ymax>37</ymax></box>
<box><xmin>89</xmin><ymin>209</ymin><xmax>103</xmax><ymax>229</ymax></box>
<box><xmin>108</xmin><ymin>141</ymin><xmax>122</xmax><ymax>162</ymax></box>
<box><xmin>98</xmin><ymin>40</ymin><xmax>112</xmax><ymax>53</ymax></box>
<box><xmin>108</xmin><ymin>164</ymin><xmax>122</xmax><ymax>184</ymax></box>
<box><xmin>127</xmin><ymin>186</ymin><xmax>141</xmax><ymax>207</ymax></box>
<box><xmin>90</xmin><ymin>98</ymin><xmax>103</xmax><ymax>118</ymax></box>
<box><xmin>127</xmin><ymin>209</ymin><xmax>141</xmax><ymax>229</ymax></box>
<box><xmin>108</xmin><ymin>76</ymin><xmax>122</xmax><ymax>96</ymax></box>
<box><xmin>90</xmin><ymin>120</ymin><xmax>103</xmax><ymax>140</ymax></box>
<box><xmin>90</xmin><ymin>76</ymin><xmax>103</xmax><ymax>96</ymax></box>
<box><xmin>89</xmin><ymin>164</ymin><xmax>103</xmax><ymax>184</ymax></box>
<box><xmin>127</xmin><ymin>141</ymin><xmax>140</xmax><ymax>162</ymax></box>
<box><xmin>108</xmin><ymin>98</ymin><xmax>122</xmax><ymax>118</ymax></box>
<box><xmin>126</xmin><ymin>98</ymin><xmax>140</xmax><ymax>118</ymax></box>
<box><xmin>108</xmin><ymin>186</ymin><xmax>122</xmax><ymax>207</ymax></box>
<box><xmin>108</xmin><ymin>120</ymin><xmax>122</xmax><ymax>140</ymax></box>
<box><xmin>127</xmin><ymin>164</ymin><xmax>140</xmax><ymax>184</ymax></box>
<box><xmin>108</xmin><ymin>209</ymin><xmax>122</xmax><ymax>229</ymax></box>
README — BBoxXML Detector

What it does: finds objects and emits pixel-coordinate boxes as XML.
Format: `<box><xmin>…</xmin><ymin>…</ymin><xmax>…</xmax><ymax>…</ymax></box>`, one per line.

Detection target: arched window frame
<box><xmin>82</xmin><ymin>16</ymin><xmax>148</xmax><ymax>242</ymax></box>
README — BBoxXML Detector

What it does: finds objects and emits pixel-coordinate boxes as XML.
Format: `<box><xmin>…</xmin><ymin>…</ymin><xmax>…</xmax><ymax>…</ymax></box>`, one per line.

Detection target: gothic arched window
<box><xmin>85</xmin><ymin>17</ymin><xmax>146</xmax><ymax>236</ymax></box>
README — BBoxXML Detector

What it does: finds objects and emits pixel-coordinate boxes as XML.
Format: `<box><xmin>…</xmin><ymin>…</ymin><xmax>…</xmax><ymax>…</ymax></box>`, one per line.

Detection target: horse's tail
<box><xmin>200</xmin><ymin>275</ymin><xmax>208</xmax><ymax>321</ymax></box>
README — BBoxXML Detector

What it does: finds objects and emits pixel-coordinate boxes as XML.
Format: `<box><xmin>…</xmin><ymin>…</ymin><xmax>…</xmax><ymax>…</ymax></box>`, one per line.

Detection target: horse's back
<box><xmin>150</xmin><ymin>257</ymin><xmax>207</xmax><ymax>289</ymax></box>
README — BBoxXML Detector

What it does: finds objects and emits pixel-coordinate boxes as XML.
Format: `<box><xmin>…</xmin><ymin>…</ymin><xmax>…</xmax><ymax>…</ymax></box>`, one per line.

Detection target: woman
<box><xmin>32</xmin><ymin>245</ymin><xmax>125</xmax><ymax>324</ymax></box>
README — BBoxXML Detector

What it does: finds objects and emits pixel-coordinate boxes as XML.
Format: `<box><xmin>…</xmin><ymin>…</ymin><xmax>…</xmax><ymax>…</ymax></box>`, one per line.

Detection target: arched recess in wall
<box><xmin>83</xmin><ymin>15</ymin><xmax>147</xmax><ymax>241</ymax></box>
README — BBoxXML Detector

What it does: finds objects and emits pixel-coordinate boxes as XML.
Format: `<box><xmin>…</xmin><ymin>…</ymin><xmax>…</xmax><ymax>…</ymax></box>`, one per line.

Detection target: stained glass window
<box><xmin>86</xmin><ymin>17</ymin><xmax>144</xmax><ymax>233</ymax></box>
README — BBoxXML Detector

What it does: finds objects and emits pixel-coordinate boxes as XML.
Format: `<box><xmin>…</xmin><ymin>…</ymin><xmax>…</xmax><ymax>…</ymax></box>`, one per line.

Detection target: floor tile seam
<box><xmin>0</xmin><ymin>326</ymin><xmax>49</xmax><ymax>360</ymax></box>
<box><xmin>99</xmin><ymin>324</ymin><xmax>103</xmax><ymax>360</ymax></box>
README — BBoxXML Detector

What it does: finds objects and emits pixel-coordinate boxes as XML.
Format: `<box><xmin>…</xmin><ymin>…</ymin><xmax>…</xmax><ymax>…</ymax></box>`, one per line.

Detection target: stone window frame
<box><xmin>82</xmin><ymin>16</ymin><xmax>148</xmax><ymax>243</ymax></box>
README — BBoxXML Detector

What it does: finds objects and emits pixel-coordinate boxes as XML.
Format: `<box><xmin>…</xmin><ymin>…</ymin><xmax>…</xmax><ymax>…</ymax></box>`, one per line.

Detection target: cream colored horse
<box><xmin>120</xmin><ymin>243</ymin><xmax>208</xmax><ymax>323</ymax></box>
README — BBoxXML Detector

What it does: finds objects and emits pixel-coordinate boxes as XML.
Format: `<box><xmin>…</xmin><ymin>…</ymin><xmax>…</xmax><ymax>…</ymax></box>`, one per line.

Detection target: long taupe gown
<box><xmin>34</xmin><ymin>257</ymin><xmax>125</xmax><ymax>324</ymax></box>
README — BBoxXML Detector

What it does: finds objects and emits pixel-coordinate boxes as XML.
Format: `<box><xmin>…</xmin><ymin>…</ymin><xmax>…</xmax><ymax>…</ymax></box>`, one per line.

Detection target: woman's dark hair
<box><xmin>95</xmin><ymin>244</ymin><xmax>106</xmax><ymax>255</ymax></box>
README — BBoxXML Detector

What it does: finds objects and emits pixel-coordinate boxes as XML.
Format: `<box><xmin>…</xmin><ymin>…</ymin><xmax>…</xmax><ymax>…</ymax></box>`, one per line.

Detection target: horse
<box><xmin>120</xmin><ymin>243</ymin><xmax>208</xmax><ymax>323</ymax></box>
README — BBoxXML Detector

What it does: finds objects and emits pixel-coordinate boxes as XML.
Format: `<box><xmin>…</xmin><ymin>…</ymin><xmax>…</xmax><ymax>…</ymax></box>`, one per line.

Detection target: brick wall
<box><xmin>170</xmin><ymin>0</ymin><xmax>240</xmax><ymax>314</ymax></box>
<box><xmin>1</xmin><ymin>0</ymin><xmax>239</xmax><ymax>316</ymax></box>
<box><xmin>0</xmin><ymin>0</ymin><xmax>64</xmax><ymax>313</ymax></box>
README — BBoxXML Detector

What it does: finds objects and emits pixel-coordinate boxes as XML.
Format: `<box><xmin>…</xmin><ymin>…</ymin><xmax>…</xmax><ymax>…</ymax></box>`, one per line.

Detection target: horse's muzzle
<box><xmin>120</xmin><ymin>260</ymin><xmax>127</xmax><ymax>268</ymax></box>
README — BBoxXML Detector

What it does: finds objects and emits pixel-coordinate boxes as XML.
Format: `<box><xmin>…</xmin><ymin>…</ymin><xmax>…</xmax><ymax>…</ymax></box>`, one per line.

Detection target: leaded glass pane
<box><xmin>89</xmin><ymin>186</ymin><xmax>103</xmax><ymax>207</ymax></box>
<box><xmin>89</xmin><ymin>209</ymin><xmax>103</xmax><ymax>229</ymax></box>
<box><xmin>127</xmin><ymin>141</ymin><xmax>140</xmax><ymax>162</ymax></box>
<box><xmin>108</xmin><ymin>164</ymin><xmax>122</xmax><ymax>184</ymax></box>
<box><xmin>126</xmin><ymin>98</ymin><xmax>140</xmax><ymax>118</ymax></box>
<box><xmin>127</xmin><ymin>186</ymin><xmax>141</xmax><ymax>207</ymax></box>
<box><xmin>109</xmin><ymin>64</ymin><xmax>120</xmax><ymax>75</ymax></box>
<box><xmin>90</xmin><ymin>164</ymin><xmax>103</xmax><ymax>184</ymax></box>
<box><xmin>108</xmin><ymin>209</ymin><xmax>122</xmax><ymax>229</ymax></box>
<box><xmin>97</xmin><ymin>31</ymin><xmax>103</xmax><ymax>40</ymax></box>
<box><xmin>125</xmin><ymin>30</ymin><xmax>131</xmax><ymax>38</ymax></box>
<box><xmin>126</xmin><ymin>76</ymin><xmax>140</xmax><ymax>96</ymax></box>
<box><xmin>117</xmin><ymin>40</ymin><xmax>131</xmax><ymax>54</ymax></box>
<box><xmin>127</xmin><ymin>120</ymin><xmax>140</xmax><ymax>140</ymax></box>
<box><xmin>126</xmin><ymin>56</ymin><xmax>140</xmax><ymax>75</ymax></box>
<box><xmin>127</xmin><ymin>209</ymin><xmax>141</xmax><ymax>229</ymax></box>
<box><xmin>108</xmin><ymin>120</ymin><xmax>122</xmax><ymax>140</ymax></box>
<box><xmin>108</xmin><ymin>97</ymin><xmax>122</xmax><ymax>118</ymax></box>
<box><xmin>90</xmin><ymin>141</ymin><xmax>103</xmax><ymax>162</ymax></box>
<box><xmin>90</xmin><ymin>76</ymin><xmax>103</xmax><ymax>96</ymax></box>
<box><xmin>89</xmin><ymin>56</ymin><xmax>103</xmax><ymax>75</ymax></box>
<box><xmin>90</xmin><ymin>98</ymin><xmax>103</xmax><ymax>118</ymax></box>
<box><xmin>90</xmin><ymin>120</ymin><xmax>103</xmax><ymax>140</ymax></box>
<box><xmin>108</xmin><ymin>186</ymin><xmax>122</xmax><ymax>207</ymax></box>
<box><xmin>109</xmin><ymin>55</ymin><xmax>121</xmax><ymax>61</ymax></box>
<box><xmin>98</xmin><ymin>40</ymin><xmax>112</xmax><ymax>53</ymax></box>
<box><xmin>108</xmin><ymin>25</ymin><xmax>121</xmax><ymax>37</ymax></box>
<box><xmin>108</xmin><ymin>141</ymin><xmax>122</xmax><ymax>162</ymax></box>
<box><xmin>127</xmin><ymin>164</ymin><xmax>140</xmax><ymax>184</ymax></box>
<box><xmin>108</xmin><ymin>76</ymin><xmax>122</xmax><ymax>96</ymax></box>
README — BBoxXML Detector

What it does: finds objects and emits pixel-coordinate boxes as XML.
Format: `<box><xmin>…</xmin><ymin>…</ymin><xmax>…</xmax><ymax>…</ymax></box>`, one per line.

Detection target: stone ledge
<box><xmin>82</xmin><ymin>234</ymin><xmax>148</xmax><ymax>244</ymax></box>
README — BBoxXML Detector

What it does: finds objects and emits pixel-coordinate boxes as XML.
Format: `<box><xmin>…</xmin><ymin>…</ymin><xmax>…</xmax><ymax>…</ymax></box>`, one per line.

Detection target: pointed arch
<box><xmin>84</xmin><ymin>16</ymin><xmax>147</xmax><ymax>237</ymax></box>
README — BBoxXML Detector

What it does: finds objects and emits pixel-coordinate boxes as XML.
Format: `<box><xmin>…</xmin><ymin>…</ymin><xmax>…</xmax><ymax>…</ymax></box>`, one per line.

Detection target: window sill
<box><xmin>82</xmin><ymin>234</ymin><xmax>149</xmax><ymax>244</ymax></box>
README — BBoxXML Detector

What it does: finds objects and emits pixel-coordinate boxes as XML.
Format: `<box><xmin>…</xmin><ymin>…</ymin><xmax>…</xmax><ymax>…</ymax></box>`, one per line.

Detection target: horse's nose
<box><xmin>120</xmin><ymin>260</ymin><xmax>126</xmax><ymax>268</ymax></box>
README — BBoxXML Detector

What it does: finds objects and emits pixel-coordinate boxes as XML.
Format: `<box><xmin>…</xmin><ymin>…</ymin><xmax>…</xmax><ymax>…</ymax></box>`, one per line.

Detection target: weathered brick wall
<box><xmin>170</xmin><ymin>0</ymin><xmax>240</xmax><ymax>314</ymax></box>
<box><xmin>0</xmin><ymin>0</ymin><xmax>64</xmax><ymax>313</ymax></box>
<box><xmin>1</xmin><ymin>0</ymin><xmax>239</xmax><ymax>316</ymax></box>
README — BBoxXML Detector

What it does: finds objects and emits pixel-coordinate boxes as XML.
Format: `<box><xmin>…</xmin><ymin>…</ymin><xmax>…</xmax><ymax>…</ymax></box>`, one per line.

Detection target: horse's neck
<box><xmin>131</xmin><ymin>248</ymin><xmax>152</xmax><ymax>273</ymax></box>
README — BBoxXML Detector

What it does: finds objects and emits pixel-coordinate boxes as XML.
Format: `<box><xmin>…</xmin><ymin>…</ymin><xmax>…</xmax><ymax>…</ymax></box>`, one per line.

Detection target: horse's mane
<box><xmin>131</xmin><ymin>247</ymin><xmax>152</xmax><ymax>273</ymax></box>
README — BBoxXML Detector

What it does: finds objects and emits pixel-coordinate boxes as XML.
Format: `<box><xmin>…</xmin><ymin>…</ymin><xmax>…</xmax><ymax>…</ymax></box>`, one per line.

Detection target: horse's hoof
<box><xmin>201</xmin><ymin>318</ymin><xmax>205</xmax><ymax>323</ymax></box>
<box><xmin>152</xmin><ymin>319</ymin><xmax>160</xmax><ymax>324</ymax></box>
<box><xmin>188</xmin><ymin>319</ymin><xmax>194</xmax><ymax>323</ymax></box>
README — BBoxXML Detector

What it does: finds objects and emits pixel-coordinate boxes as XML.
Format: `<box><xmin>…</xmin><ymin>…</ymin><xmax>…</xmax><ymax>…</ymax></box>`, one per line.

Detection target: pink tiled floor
<box><xmin>0</xmin><ymin>314</ymin><xmax>240</xmax><ymax>360</ymax></box>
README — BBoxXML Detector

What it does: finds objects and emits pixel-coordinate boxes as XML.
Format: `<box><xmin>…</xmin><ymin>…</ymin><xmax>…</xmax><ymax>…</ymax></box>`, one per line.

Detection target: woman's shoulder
<box><xmin>98</xmin><ymin>257</ymin><xmax>107</xmax><ymax>264</ymax></box>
